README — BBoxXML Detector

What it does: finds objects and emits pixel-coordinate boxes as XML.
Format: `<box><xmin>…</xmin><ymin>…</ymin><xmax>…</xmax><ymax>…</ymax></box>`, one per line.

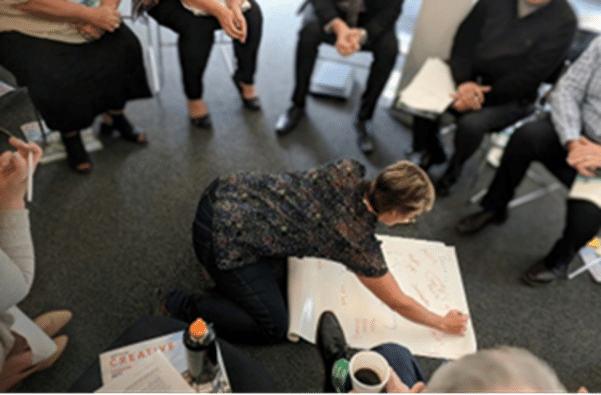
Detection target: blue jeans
<box><xmin>372</xmin><ymin>343</ymin><xmax>426</xmax><ymax>388</ymax></box>
<box><xmin>165</xmin><ymin>186</ymin><xmax>289</xmax><ymax>344</ymax></box>
<box><xmin>334</xmin><ymin>343</ymin><xmax>426</xmax><ymax>392</ymax></box>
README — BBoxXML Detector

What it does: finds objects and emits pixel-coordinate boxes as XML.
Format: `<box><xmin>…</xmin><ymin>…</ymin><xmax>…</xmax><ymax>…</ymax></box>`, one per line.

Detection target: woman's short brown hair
<box><xmin>365</xmin><ymin>160</ymin><xmax>435</xmax><ymax>215</ymax></box>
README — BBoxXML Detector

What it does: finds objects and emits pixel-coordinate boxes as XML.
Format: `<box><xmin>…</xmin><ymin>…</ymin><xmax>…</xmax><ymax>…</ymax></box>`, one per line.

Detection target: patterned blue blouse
<box><xmin>211</xmin><ymin>158</ymin><xmax>388</xmax><ymax>277</ymax></box>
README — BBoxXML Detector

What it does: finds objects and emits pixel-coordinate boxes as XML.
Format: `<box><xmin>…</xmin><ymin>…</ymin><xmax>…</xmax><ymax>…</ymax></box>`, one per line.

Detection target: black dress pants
<box><xmin>68</xmin><ymin>316</ymin><xmax>278</xmax><ymax>392</ymax></box>
<box><xmin>412</xmin><ymin>100</ymin><xmax>532</xmax><ymax>166</ymax></box>
<box><xmin>481</xmin><ymin>115</ymin><xmax>601</xmax><ymax>268</ymax></box>
<box><xmin>292</xmin><ymin>5</ymin><xmax>398</xmax><ymax>121</ymax></box>
<box><xmin>148</xmin><ymin>0</ymin><xmax>263</xmax><ymax>99</ymax></box>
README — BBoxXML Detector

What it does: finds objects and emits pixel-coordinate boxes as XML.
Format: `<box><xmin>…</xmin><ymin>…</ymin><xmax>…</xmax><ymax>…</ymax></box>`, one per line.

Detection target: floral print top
<box><xmin>211</xmin><ymin>158</ymin><xmax>388</xmax><ymax>277</ymax></box>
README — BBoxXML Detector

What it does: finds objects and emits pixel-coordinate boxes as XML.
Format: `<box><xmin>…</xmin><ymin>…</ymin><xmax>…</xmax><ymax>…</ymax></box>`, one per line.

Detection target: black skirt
<box><xmin>0</xmin><ymin>24</ymin><xmax>152</xmax><ymax>132</ymax></box>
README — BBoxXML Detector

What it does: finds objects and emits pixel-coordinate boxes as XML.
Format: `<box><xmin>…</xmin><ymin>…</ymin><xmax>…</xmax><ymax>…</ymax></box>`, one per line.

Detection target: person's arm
<box><xmin>183</xmin><ymin>0</ymin><xmax>246</xmax><ymax>42</ymax></box>
<box><xmin>359</xmin><ymin>0</ymin><xmax>403</xmax><ymax>46</ymax></box>
<box><xmin>356</xmin><ymin>272</ymin><xmax>468</xmax><ymax>335</ymax></box>
<box><xmin>550</xmin><ymin>37</ymin><xmax>601</xmax><ymax>147</ymax></box>
<box><xmin>0</xmin><ymin>140</ymin><xmax>43</xmax><ymax>313</ymax></box>
<box><xmin>14</xmin><ymin>0</ymin><xmax>121</xmax><ymax>32</ymax></box>
<box><xmin>448</xmin><ymin>0</ymin><xmax>486</xmax><ymax>85</ymax></box>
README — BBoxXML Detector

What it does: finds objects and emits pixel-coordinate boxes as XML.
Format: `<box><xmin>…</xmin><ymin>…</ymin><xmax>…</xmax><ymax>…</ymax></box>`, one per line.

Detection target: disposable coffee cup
<box><xmin>349</xmin><ymin>351</ymin><xmax>390</xmax><ymax>393</ymax></box>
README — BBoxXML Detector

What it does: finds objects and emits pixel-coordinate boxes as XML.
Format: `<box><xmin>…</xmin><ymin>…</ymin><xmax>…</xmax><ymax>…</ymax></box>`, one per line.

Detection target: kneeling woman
<box><xmin>165</xmin><ymin>159</ymin><xmax>469</xmax><ymax>343</ymax></box>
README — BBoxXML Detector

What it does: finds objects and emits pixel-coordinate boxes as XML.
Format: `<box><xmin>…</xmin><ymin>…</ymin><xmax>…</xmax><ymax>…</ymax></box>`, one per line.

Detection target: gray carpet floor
<box><xmin>3</xmin><ymin>0</ymin><xmax>601</xmax><ymax>392</ymax></box>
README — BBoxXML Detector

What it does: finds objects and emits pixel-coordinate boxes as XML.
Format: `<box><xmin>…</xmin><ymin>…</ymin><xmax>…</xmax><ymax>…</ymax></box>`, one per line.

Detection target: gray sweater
<box><xmin>0</xmin><ymin>210</ymin><xmax>34</xmax><ymax>370</ymax></box>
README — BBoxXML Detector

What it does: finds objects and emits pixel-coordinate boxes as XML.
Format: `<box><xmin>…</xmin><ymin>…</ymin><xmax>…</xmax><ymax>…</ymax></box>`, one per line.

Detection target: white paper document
<box><xmin>398</xmin><ymin>57</ymin><xmax>456</xmax><ymax>115</ymax></box>
<box><xmin>569</xmin><ymin>175</ymin><xmax>601</xmax><ymax>209</ymax></box>
<box><xmin>99</xmin><ymin>330</ymin><xmax>187</xmax><ymax>384</ymax></box>
<box><xmin>287</xmin><ymin>235</ymin><xmax>477</xmax><ymax>360</ymax></box>
<box><xmin>96</xmin><ymin>351</ymin><xmax>195</xmax><ymax>393</ymax></box>
<box><xmin>7</xmin><ymin>306</ymin><xmax>57</xmax><ymax>364</ymax></box>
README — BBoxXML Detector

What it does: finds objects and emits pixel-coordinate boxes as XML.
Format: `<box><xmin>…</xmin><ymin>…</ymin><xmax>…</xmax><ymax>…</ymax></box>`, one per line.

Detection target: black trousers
<box><xmin>68</xmin><ymin>316</ymin><xmax>278</xmax><ymax>392</ymax></box>
<box><xmin>292</xmin><ymin>5</ymin><xmax>398</xmax><ymax>121</ymax></box>
<box><xmin>148</xmin><ymin>0</ymin><xmax>263</xmax><ymax>100</ymax></box>
<box><xmin>412</xmin><ymin>100</ymin><xmax>532</xmax><ymax>167</ymax></box>
<box><xmin>481</xmin><ymin>115</ymin><xmax>601</xmax><ymax>269</ymax></box>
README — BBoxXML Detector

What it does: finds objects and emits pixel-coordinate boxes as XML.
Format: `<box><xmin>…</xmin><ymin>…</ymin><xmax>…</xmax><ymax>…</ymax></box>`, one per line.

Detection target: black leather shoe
<box><xmin>409</xmin><ymin>150</ymin><xmax>446</xmax><ymax>171</ymax></box>
<box><xmin>275</xmin><ymin>106</ymin><xmax>305</xmax><ymax>135</ymax></box>
<box><xmin>456</xmin><ymin>209</ymin><xmax>508</xmax><ymax>235</ymax></box>
<box><xmin>316</xmin><ymin>311</ymin><xmax>359</xmax><ymax>392</ymax></box>
<box><xmin>522</xmin><ymin>260</ymin><xmax>567</xmax><ymax>286</ymax></box>
<box><xmin>356</xmin><ymin>121</ymin><xmax>374</xmax><ymax>154</ymax></box>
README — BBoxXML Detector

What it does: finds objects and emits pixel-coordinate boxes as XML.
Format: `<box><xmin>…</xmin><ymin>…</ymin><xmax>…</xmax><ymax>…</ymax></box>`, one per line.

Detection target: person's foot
<box><xmin>316</xmin><ymin>311</ymin><xmax>359</xmax><ymax>392</ymax></box>
<box><xmin>33</xmin><ymin>310</ymin><xmax>73</xmax><ymax>337</ymax></box>
<box><xmin>188</xmin><ymin>99</ymin><xmax>212</xmax><ymax>129</ymax></box>
<box><xmin>232</xmin><ymin>76</ymin><xmax>261</xmax><ymax>111</ymax></box>
<box><xmin>409</xmin><ymin>150</ymin><xmax>446</xmax><ymax>171</ymax></box>
<box><xmin>356</xmin><ymin>121</ymin><xmax>374</xmax><ymax>155</ymax></box>
<box><xmin>456</xmin><ymin>209</ymin><xmax>508</xmax><ymax>235</ymax></box>
<box><xmin>61</xmin><ymin>131</ymin><xmax>92</xmax><ymax>174</ymax></box>
<box><xmin>275</xmin><ymin>105</ymin><xmax>305</xmax><ymax>135</ymax></box>
<box><xmin>435</xmin><ymin>162</ymin><xmax>462</xmax><ymax>197</ymax></box>
<box><xmin>522</xmin><ymin>260</ymin><xmax>567</xmax><ymax>286</ymax></box>
<box><xmin>100</xmin><ymin>113</ymin><xmax>148</xmax><ymax>144</ymax></box>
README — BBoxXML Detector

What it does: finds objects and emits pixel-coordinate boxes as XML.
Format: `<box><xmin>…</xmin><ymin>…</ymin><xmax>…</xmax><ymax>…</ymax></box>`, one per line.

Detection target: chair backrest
<box><xmin>396</xmin><ymin>0</ymin><xmax>476</xmax><ymax>92</ymax></box>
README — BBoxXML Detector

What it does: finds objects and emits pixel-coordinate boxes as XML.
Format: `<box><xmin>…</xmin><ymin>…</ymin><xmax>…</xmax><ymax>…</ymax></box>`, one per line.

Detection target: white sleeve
<box><xmin>0</xmin><ymin>210</ymin><xmax>35</xmax><ymax>313</ymax></box>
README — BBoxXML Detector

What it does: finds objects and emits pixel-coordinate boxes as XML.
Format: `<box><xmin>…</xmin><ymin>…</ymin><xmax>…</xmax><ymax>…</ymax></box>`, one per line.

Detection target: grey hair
<box><xmin>425</xmin><ymin>346</ymin><xmax>566</xmax><ymax>393</ymax></box>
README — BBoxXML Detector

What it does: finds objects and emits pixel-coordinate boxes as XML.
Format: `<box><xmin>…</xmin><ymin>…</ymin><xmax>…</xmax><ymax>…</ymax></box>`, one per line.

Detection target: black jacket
<box><xmin>449</xmin><ymin>0</ymin><xmax>576</xmax><ymax>106</ymax></box>
<box><xmin>306</xmin><ymin>0</ymin><xmax>404</xmax><ymax>45</ymax></box>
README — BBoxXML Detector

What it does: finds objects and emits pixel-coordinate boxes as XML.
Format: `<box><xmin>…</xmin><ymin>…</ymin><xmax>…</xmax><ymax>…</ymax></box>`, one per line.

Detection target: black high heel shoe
<box><xmin>232</xmin><ymin>76</ymin><xmax>261</xmax><ymax>111</ymax></box>
<box><xmin>190</xmin><ymin>114</ymin><xmax>212</xmax><ymax>129</ymax></box>
<box><xmin>100</xmin><ymin>113</ymin><xmax>148</xmax><ymax>144</ymax></box>
<box><xmin>61</xmin><ymin>131</ymin><xmax>91</xmax><ymax>174</ymax></box>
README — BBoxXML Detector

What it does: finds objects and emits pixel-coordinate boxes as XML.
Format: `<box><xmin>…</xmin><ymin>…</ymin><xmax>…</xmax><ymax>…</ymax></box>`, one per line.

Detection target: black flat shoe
<box><xmin>190</xmin><ymin>114</ymin><xmax>212</xmax><ymax>129</ymax></box>
<box><xmin>61</xmin><ymin>132</ymin><xmax>91</xmax><ymax>174</ymax></box>
<box><xmin>456</xmin><ymin>209</ymin><xmax>508</xmax><ymax>235</ymax></box>
<box><xmin>100</xmin><ymin>114</ymin><xmax>148</xmax><ymax>144</ymax></box>
<box><xmin>232</xmin><ymin>76</ymin><xmax>261</xmax><ymax>111</ymax></box>
<box><xmin>356</xmin><ymin>121</ymin><xmax>375</xmax><ymax>155</ymax></box>
<box><xmin>275</xmin><ymin>105</ymin><xmax>305</xmax><ymax>135</ymax></box>
<box><xmin>522</xmin><ymin>260</ymin><xmax>567</xmax><ymax>286</ymax></box>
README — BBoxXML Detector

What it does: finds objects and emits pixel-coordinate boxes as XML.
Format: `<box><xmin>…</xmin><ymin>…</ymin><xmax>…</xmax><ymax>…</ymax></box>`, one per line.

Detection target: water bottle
<box><xmin>183</xmin><ymin>317</ymin><xmax>218</xmax><ymax>384</ymax></box>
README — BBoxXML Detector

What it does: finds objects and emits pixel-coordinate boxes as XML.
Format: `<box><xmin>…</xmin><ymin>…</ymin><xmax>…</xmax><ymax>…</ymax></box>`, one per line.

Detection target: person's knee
<box><xmin>298</xmin><ymin>21</ymin><xmax>323</xmax><ymax>48</ymax></box>
<box><xmin>261</xmin><ymin>317</ymin><xmax>289</xmax><ymax>343</ymax></box>
<box><xmin>372</xmin><ymin>342</ymin><xmax>412</xmax><ymax>360</ymax></box>
<box><xmin>371</xmin><ymin>34</ymin><xmax>399</xmax><ymax>63</ymax></box>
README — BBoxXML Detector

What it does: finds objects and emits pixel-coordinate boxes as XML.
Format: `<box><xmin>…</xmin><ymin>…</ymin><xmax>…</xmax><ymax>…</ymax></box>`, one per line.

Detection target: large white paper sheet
<box><xmin>398</xmin><ymin>57</ymin><xmax>456</xmax><ymax>115</ymax></box>
<box><xmin>7</xmin><ymin>306</ymin><xmax>57</xmax><ymax>364</ymax></box>
<box><xmin>287</xmin><ymin>235</ymin><xmax>477</xmax><ymax>360</ymax></box>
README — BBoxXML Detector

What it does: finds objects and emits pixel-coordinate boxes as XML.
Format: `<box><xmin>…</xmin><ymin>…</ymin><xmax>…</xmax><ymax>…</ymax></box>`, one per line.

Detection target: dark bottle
<box><xmin>183</xmin><ymin>317</ymin><xmax>218</xmax><ymax>384</ymax></box>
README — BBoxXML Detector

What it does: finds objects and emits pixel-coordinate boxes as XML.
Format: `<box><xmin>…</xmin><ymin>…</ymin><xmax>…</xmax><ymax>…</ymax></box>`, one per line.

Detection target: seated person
<box><xmin>137</xmin><ymin>0</ymin><xmax>263</xmax><ymax>128</ymax></box>
<box><xmin>0</xmin><ymin>138</ymin><xmax>72</xmax><ymax>392</ymax></box>
<box><xmin>411</xmin><ymin>0</ymin><xmax>576</xmax><ymax>197</ymax></box>
<box><xmin>316</xmin><ymin>311</ymin><xmax>568</xmax><ymax>393</ymax></box>
<box><xmin>455</xmin><ymin>36</ymin><xmax>601</xmax><ymax>286</ymax></box>
<box><xmin>159</xmin><ymin>159</ymin><xmax>468</xmax><ymax>345</ymax></box>
<box><xmin>274</xmin><ymin>0</ymin><xmax>403</xmax><ymax>154</ymax></box>
<box><xmin>0</xmin><ymin>0</ymin><xmax>152</xmax><ymax>174</ymax></box>
<box><xmin>68</xmin><ymin>315</ymin><xmax>278</xmax><ymax>392</ymax></box>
